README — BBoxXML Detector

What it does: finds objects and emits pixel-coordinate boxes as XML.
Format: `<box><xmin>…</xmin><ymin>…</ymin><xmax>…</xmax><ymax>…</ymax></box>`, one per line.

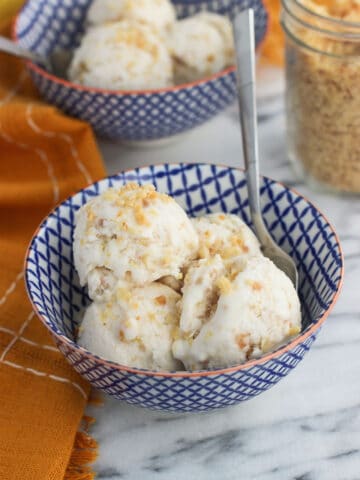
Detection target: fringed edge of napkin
<box><xmin>259</xmin><ymin>0</ymin><xmax>285</xmax><ymax>66</ymax></box>
<box><xmin>64</xmin><ymin>392</ymin><xmax>104</xmax><ymax>480</ymax></box>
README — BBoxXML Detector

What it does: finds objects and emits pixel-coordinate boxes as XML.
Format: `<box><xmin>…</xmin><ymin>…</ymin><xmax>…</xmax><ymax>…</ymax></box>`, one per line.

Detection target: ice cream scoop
<box><xmin>87</xmin><ymin>0</ymin><xmax>176</xmax><ymax>32</ymax></box>
<box><xmin>73</xmin><ymin>183</ymin><xmax>199</xmax><ymax>300</ymax></box>
<box><xmin>78</xmin><ymin>282</ymin><xmax>182</xmax><ymax>370</ymax></box>
<box><xmin>172</xmin><ymin>255</ymin><xmax>301</xmax><ymax>370</ymax></box>
<box><xmin>68</xmin><ymin>21</ymin><xmax>173</xmax><ymax>90</ymax></box>
<box><xmin>191</xmin><ymin>213</ymin><xmax>261</xmax><ymax>264</ymax></box>
<box><xmin>167</xmin><ymin>11</ymin><xmax>235</xmax><ymax>84</ymax></box>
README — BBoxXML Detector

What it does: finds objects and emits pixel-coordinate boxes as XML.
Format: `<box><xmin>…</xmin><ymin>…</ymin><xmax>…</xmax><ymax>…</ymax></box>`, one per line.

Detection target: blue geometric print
<box><xmin>14</xmin><ymin>0</ymin><xmax>268</xmax><ymax>142</ymax></box>
<box><xmin>25</xmin><ymin>164</ymin><xmax>343</xmax><ymax>412</ymax></box>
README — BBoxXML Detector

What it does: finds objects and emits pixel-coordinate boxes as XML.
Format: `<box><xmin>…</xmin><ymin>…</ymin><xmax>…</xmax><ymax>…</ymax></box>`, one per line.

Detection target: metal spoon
<box><xmin>0</xmin><ymin>36</ymin><xmax>72</xmax><ymax>78</ymax></box>
<box><xmin>232</xmin><ymin>9</ymin><xmax>298</xmax><ymax>289</ymax></box>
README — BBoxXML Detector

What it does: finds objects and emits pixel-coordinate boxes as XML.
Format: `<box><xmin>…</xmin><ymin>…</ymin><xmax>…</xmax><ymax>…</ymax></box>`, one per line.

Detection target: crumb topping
<box><xmin>302</xmin><ymin>0</ymin><xmax>360</xmax><ymax>21</ymax></box>
<box><xmin>261</xmin><ymin>337</ymin><xmax>273</xmax><ymax>352</ymax></box>
<box><xmin>171</xmin><ymin>325</ymin><xmax>180</xmax><ymax>341</ymax></box>
<box><xmin>236</xmin><ymin>333</ymin><xmax>250</xmax><ymax>350</ymax></box>
<box><xmin>288</xmin><ymin>325</ymin><xmax>301</xmax><ymax>336</ymax></box>
<box><xmin>246</xmin><ymin>280</ymin><xmax>263</xmax><ymax>291</ymax></box>
<box><xmin>155</xmin><ymin>295</ymin><xmax>167</xmax><ymax>305</ymax></box>
<box><xmin>216</xmin><ymin>276</ymin><xmax>232</xmax><ymax>294</ymax></box>
<box><xmin>286</xmin><ymin>0</ymin><xmax>360</xmax><ymax>192</ymax></box>
<box><xmin>134</xmin><ymin>204</ymin><xmax>149</xmax><ymax>226</ymax></box>
<box><xmin>86</xmin><ymin>208</ymin><xmax>95</xmax><ymax>222</ymax></box>
<box><xmin>116</xmin><ymin>288</ymin><xmax>131</xmax><ymax>302</ymax></box>
<box><xmin>115</xmin><ymin>27</ymin><xmax>159</xmax><ymax>57</ymax></box>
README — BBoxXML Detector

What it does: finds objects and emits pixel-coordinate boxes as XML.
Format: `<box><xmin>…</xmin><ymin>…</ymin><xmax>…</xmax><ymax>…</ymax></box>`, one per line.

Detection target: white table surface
<box><xmin>88</xmin><ymin>100</ymin><xmax>360</xmax><ymax>480</ymax></box>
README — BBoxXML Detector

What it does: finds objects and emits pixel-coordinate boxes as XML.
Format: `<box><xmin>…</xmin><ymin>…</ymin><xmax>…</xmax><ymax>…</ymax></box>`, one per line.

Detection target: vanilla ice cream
<box><xmin>167</xmin><ymin>12</ymin><xmax>235</xmax><ymax>84</ymax></box>
<box><xmin>73</xmin><ymin>183</ymin><xmax>198</xmax><ymax>300</ymax></box>
<box><xmin>87</xmin><ymin>0</ymin><xmax>176</xmax><ymax>32</ymax></box>
<box><xmin>78</xmin><ymin>283</ymin><xmax>182</xmax><ymax>370</ymax></box>
<box><xmin>192</xmin><ymin>213</ymin><xmax>261</xmax><ymax>265</ymax></box>
<box><xmin>68</xmin><ymin>21</ymin><xmax>173</xmax><ymax>90</ymax></box>
<box><xmin>158</xmin><ymin>275</ymin><xmax>183</xmax><ymax>293</ymax></box>
<box><xmin>173</xmin><ymin>256</ymin><xmax>301</xmax><ymax>370</ymax></box>
<box><xmin>178</xmin><ymin>255</ymin><xmax>226</xmax><ymax>336</ymax></box>
<box><xmin>74</xmin><ymin>182</ymin><xmax>302</xmax><ymax>372</ymax></box>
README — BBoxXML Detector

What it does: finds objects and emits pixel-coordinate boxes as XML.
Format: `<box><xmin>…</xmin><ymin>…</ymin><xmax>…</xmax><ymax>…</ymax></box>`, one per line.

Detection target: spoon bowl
<box><xmin>46</xmin><ymin>48</ymin><xmax>73</xmax><ymax>78</ymax></box>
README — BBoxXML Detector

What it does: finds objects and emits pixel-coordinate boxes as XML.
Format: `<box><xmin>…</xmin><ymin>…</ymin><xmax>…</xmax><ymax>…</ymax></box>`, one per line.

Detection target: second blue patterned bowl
<box><xmin>25</xmin><ymin>163</ymin><xmax>344</xmax><ymax>412</ymax></box>
<box><xmin>13</xmin><ymin>0</ymin><xmax>268</xmax><ymax>142</ymax></box>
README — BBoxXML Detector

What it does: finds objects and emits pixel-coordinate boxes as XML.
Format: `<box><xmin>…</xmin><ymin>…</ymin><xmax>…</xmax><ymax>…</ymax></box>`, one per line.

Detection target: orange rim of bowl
<box><xmin>24</xmin><ymin>162</ymin><xmax>344</xmax><ymax>378</ymax></box>
<box><xmin>12</xmin><ymin>0</ymin><xmax>270</xmax><ymax>96</ymax></box>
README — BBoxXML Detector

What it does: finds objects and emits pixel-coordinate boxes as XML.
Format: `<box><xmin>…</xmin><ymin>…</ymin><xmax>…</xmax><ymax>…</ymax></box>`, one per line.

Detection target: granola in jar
<box><xmin>281</xmin><ymin>0</ymin><xmax>360</xmax><ymax>193</ymax></box>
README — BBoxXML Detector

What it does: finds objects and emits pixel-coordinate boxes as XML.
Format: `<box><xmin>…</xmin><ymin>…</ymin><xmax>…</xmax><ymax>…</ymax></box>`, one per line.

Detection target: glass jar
<box><xmin>281</xmin><ymin>0</ymin><xmax>360</xmax><ymax>194</ymax></box>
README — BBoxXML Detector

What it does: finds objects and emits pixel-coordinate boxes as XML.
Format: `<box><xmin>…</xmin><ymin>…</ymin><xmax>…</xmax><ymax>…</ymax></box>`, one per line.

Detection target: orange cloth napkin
<box><xmin>0</xmin><ymin>22</ymin><xmax>106</xmax><ymax>480</ymax></box>
<box><xmin>260</xmin><ymin>0</ymin><xmax>285</xmax><ymax>66</ymax></box>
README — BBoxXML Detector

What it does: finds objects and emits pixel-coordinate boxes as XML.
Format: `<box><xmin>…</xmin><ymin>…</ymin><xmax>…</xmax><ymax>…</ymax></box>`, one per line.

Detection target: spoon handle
<box><xmin>0</xmin><ymin>36</ymin><xmax>45</xmax><ymax>66</ymax></box>
<box><xmin>232</xmin><ymin>10</ymin><xmax>264</xmax><ymax>235</ymax></box>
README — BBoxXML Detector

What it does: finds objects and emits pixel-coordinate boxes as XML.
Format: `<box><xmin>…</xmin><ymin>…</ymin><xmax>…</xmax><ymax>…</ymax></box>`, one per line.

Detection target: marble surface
<box><xmin>88</xmin><ymin>100</ymin><xmax>360</xmax><ymax>480</ymax></box>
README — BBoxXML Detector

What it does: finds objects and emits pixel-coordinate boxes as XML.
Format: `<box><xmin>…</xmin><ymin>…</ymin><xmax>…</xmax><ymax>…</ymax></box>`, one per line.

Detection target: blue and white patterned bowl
<box><xmin>25</xmin><ymin>164</ymin><xmax>344</xmax><ymax>412</ymax></box>
<box><xmin>13</xmin><ymin>0</ymin><xmax>268</xmax><ymax>142</ymax></box>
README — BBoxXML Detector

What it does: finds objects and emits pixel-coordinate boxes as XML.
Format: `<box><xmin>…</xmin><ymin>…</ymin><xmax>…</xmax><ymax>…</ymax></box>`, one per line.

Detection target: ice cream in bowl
<box><xmin>25</xmin><ymin>163</ymin><xmax>343</xmax><ymax>412</ymax></box>
<box><xmin>13</xmin><ymin>0</ymin><xmax>268</xmax><ymax>142</ymax></box>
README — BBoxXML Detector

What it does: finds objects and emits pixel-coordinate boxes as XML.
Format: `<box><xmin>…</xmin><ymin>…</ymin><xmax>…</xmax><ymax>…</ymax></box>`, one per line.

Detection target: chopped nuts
<box><xmin>117</xmin><ymin>288</ymin><xmax>131</xmax><ymax>301</ymax></box>
<box><xmin>216</xmin><ymin>276</ymin><xmax>232</xmax><ymax>294</ymax></box>
<box><xmin>155</xmin><ymin>295</ymin><xmax>167</xmax><ymax>305</ymax></box>
<box><xmin>198</xmin><ymin>245</ymin><xmax>210</xmax><ymax>258</ymax></box>
<box><xmin>171</xmin><ymin>325</ymin><xmax>180</xmax><ymax>341</ymax></box>
<box><xmin>246</xmin><ymin>280</ymin><xmax>263</xmax><ymax>291</ymax></box>
<box><xmin>134</xmin><ymin>204</ymin><xmax>149</xmax><ymax>226</ymax></box>
<box><xmin>87</xmin><ymin>208</ymin><xmax>95</xmax><ymax>222</ymax></box>
<box><xmin>260</xmin><ymin>337</ymin><xmax>273</xmax><ymax>353</ymax></box>
<box><xmin>158</xmin><ymin>275</ymin><xmax>183</xmax><ymax>293</ymax></box>
<box><xmin>134</xmin><ymin>337</ymin><xmax>146</xmax><ymax>352</ymax></box>
<box><xmin>205</xmin><ymin>330</ymin><xmax>214</xmax><ymax>340</ymax></box>
<box><xmin>236</xmin><ymin>333</ymin><xmax>249</xmax><ymax>350</ymax></box>
<box><xmin>222</xmin><ymin>246</ymin><xmax>242</xmax><ymax>259</ymax></box>
<box><xmin>288</xmin><ymin>325</ymin><xmax>301</xmax><ymax>337</ymax></box>
<box><xmin>230</xmin><ymin>235</ymin><xmax>244</xmax><ymax>247</ymax></box>
<box><xmin>284</xmin><ymin>0</ymin><xmax>360</xmax><ymax>192</ymax></box>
